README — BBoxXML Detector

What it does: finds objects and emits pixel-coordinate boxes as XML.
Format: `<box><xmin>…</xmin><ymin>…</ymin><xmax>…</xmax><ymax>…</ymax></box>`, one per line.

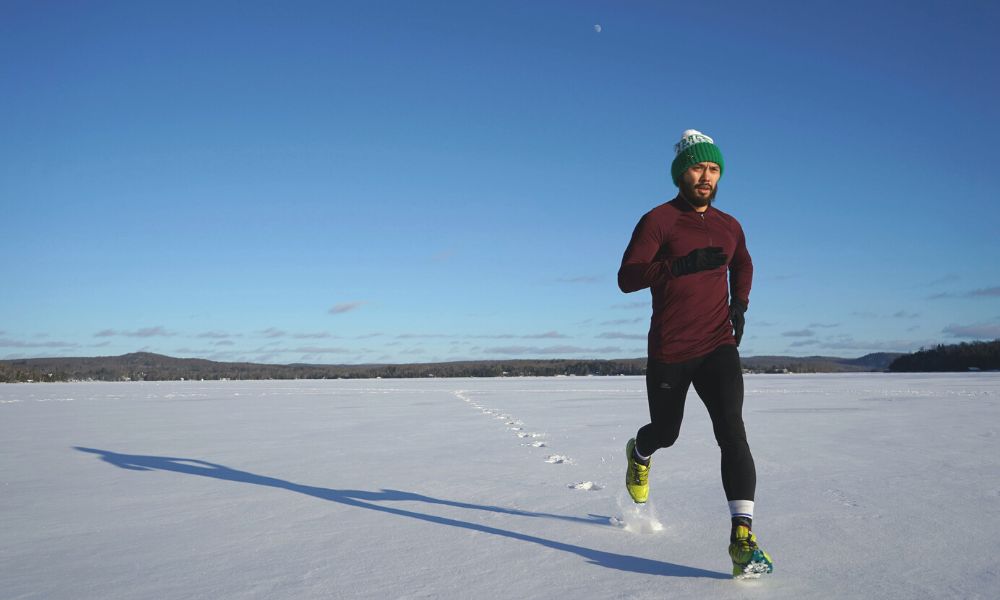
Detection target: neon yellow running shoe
<box><xmin>729</xmin><ymin>521</ymin><xmax>774</xmax><ymax>579</ymax></box>
<box><xmin>625</xmin><ymin>438</ymin><xmax>649</xmax><ymax>504</ymax></box>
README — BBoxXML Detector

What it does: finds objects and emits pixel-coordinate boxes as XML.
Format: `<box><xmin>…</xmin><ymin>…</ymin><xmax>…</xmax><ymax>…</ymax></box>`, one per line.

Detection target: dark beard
<box><xmin>679</xmin><ymin>181</ymin><xmax>718</xmax><ymax>207</ymax></box>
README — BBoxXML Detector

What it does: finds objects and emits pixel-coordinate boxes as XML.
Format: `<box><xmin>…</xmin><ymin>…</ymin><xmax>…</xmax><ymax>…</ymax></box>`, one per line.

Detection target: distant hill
<box><xmin>0</xmin><ymin>350</ymin><xmax>903</xmax><ymax>383</ymax></box>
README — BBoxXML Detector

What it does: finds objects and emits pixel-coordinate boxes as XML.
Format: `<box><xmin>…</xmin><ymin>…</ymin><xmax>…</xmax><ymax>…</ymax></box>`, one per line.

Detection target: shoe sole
<box><xmin>732</xmin><ymin>550</ymin><xmax>773</xmax><ymax>579</ymax></box>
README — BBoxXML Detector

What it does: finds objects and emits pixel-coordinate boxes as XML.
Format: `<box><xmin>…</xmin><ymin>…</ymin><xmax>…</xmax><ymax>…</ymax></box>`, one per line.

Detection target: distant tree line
<box><xmin>3</xmin><ymin>344</ymin><xmax>986</xmax><ymax>383</ymax></box>
<box><xmin>0</xmin><ymin>353</ymin><xmax>649</xmax><ymax>383</ymax></box>
<box><xmin>0</xmin><ymin>364</ymin><xmax>51</xmax><ymax>383</ymax></box>
<box><xmin>888</xmin><ymin>340</ymin><xmax>1000</xmax><ymax>372</ymax></box>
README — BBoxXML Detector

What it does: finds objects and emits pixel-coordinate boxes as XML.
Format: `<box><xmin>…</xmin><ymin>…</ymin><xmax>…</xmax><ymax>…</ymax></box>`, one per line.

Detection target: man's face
<box><xmin>679</xmin><ymin>161</ymin><xmax>721</xmax><ymax>206</ymax></box>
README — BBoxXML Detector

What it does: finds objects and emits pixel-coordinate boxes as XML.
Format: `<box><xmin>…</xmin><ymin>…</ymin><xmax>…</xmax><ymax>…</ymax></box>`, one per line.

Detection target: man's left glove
<box><xmin>729</xmin><ymin>300</ymin><xmax>747</xmax><ymax>346</ymax></box>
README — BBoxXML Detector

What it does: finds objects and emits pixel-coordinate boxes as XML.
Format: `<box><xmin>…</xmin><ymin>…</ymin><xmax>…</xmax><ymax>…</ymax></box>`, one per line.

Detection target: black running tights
<box><xmin>634</xmin><ymin>343</ymin><xmax>756</xmax><ymax>501</ymax></box>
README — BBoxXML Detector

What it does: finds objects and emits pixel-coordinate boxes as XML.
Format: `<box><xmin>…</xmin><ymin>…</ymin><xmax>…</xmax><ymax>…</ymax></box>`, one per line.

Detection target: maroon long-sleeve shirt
<box><xmin>618</xmin><ymin>196</ymin><xmax>752</xmax><ymax>363</ymax></box>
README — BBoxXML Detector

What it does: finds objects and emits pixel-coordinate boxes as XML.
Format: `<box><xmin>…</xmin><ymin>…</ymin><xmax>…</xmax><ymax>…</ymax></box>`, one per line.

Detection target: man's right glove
<box><xmin>670</xmin><ymin>246</ymin><xmax>728</xmax><ymax>277</ymax></box>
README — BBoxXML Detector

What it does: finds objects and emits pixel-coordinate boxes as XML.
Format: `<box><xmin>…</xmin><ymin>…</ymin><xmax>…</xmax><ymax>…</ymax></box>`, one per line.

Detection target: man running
<box><xmin>617</xmin><ymin>129</ymin><xmax>773</xmax><ymax>578</ymax></box>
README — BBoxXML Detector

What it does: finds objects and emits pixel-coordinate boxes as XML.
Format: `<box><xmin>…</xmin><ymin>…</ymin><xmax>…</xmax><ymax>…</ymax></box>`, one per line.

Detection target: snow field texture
<box><xmin>1</xmin><ymin>373</ymin><xmax>998</xmax><ymax>599</ymax></box>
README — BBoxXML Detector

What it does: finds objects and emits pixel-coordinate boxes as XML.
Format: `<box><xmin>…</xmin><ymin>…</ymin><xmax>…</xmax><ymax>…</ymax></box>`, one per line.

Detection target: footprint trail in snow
<box><xmin>454</xmin><ymin>389</ymin><xmax>650</xmax><ymax>527</ymax></box>
<box><xmin>453</xmin><ymin>389</ymin><xmax>604</xmax><ymax>493</ymax></box>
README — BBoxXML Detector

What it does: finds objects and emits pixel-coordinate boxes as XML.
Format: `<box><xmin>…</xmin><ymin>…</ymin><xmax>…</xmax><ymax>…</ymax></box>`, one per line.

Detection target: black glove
<box><xmin>729</xmin><ymin>300</ymin><xmax>747</xmax><ymax>346</ymax></box>
<box><xmin>670</xmin><ymin>246</ymin><xmax>728</xmax><ymax>277</ymax></box>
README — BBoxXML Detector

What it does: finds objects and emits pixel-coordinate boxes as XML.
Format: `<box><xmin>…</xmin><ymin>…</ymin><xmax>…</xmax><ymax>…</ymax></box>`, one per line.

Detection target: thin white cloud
<box><xmin>329</xmin><ymin>301</ymin><xmax>367</xmax><ymax>315</ymax></box>
<box><xmin>597</xmin><ymin>332</ymin><xmax>646</xmax><ymax>340</ymax></box>
<box><xmin>600</xmin><ymin>318</ymin><xmax>645</xmax><ymax>326</ymax></box>
<box><xmin>288</xmin><ymin>346</ymin><xmax>353</xmax><ymax>354</ymax></box>
<box><xmin>2</xmin><ymin>351</ymin><xmax>68</xmax><ymax>360</ymax></box>
<box><xmin>0</xmin><ymin>338</ymin><xmax>79</xmax><ymax>348</ymax></box>
<box><xmin>788</xmin><ymin>339</ymin><xmax>820</xmax><ymax>348</ymax></box>
<box><xmin>243</xmin><ymin>345</ymin><xmax>354</xmax><ymax>357</ymax></box>
<box><xmin>93</xmin><ymin>327</ymin><xmax>174</xmax><ymax>338</ymax></box>
<box><xmin>969</xmin><ymin>286</ymin><xmax>1000</xmax><ymax>297</ymax></box>
<box><xmin>523</xmin><ymin>331</ymin><xmax>569</xmax><ymax>339</ymax></box>
<box><xmin>173</xmin><ymin>347</ymin><xmax>211</xmax><ymax>355</ymax></box>
<box><xmin>133</xmin><ymin>327</ymin><xmax>173</xmax><ymax>338</ymax></box>
<box><xmin>198</xmin><ymin>331</ymin><xmax>240</xmax><ymax>339</ymax></box>
<box><xmin>482</xmin><ymin>345</ymin><xmax>621</xmax><ymax>356</ymax></box>
<box><xmin>943</xmin><ymin>322</ymin><xmax>1000</xmax><ymax>339</ymax></box>
<box><xmin>611</xmin><ymin>301</ymin><xmax>647</xmax><ymax>310</ymax></box>
<box><xmin>292</xmin><ymin>332</ymin><xmax>338</xmax><ymax>339</ymax></box>
<box><xmin>469</xmin><ymin>331</ymin><xmax>570</xmax><ymax>340</ymax></box>
<box><xmin>396</xmin><ymin>333</ymin><xmax>455</xmax><ymax>339</ymax></box>
<box><xmin>782</xmin><ymin>329</ymin><xmax>816</xmax><ymax>338</ymax></box>
<box><xmin>928</xmin><ymin>286</ymin><xmax>1000</xmax><ymax>300</ymax></box>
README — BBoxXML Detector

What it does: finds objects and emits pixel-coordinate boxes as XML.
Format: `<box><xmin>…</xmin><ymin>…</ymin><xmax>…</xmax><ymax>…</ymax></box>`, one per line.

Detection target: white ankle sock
<box><xmin>633</xmin><ymin>444</ymin><xmax>651</xmax><ymax>462</ymax></box>
<box><xmin>728</xmin><ymin>500</ymin><xmax>754</xmax><ymax>520</ymax></box>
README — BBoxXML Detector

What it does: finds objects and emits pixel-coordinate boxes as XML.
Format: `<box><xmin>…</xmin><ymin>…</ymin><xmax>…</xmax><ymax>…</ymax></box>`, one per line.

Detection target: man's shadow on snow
<box><xmin>75</xmin><ymin>447</ymin><xmax>728</xmax><ymax>579</ymax></box>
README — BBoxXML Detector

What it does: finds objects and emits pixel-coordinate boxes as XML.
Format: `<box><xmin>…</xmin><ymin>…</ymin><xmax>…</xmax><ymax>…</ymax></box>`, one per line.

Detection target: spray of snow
<box><xmin>611</xmin><ymin>492</ymin><xmax>665</xmax><ymax>533</ymax></box>
<box><xmin>568</xmin><ymin>481</ymin><xmax>603</xmax><ymax>491</ymax></box>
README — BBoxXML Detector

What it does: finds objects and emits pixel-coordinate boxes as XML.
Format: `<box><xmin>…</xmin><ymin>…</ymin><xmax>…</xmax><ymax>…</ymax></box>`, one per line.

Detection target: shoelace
<box><xmin>629</xmin><ymin>462</ymin><xmax>648</xmax><ymax>485</ymax></box>
<box><xmin>731</xmin><ymin>526</ymin><xmax>757</xmax><ymax>551</ymax></box>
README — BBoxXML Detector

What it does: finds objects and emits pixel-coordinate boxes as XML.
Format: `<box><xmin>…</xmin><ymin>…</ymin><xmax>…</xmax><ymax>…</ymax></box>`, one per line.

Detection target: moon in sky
<box><xmin>594</xmin><ymin>24</ymin><xmax>602</xmax><ymax>33</ymax></box>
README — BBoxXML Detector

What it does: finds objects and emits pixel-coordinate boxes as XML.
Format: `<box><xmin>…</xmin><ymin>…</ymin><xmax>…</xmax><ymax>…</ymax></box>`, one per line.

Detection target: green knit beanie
<box><xmin>670</xmin><ymin>129</ymin><xmax>725</xmax><ymax>186</ymax></box>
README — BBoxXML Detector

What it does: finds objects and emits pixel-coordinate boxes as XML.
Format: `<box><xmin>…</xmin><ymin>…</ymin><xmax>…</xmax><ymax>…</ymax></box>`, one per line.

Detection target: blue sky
<box><xmin>2</xmin><ymin>0</ymin><xmax>998</xmax><ymax>365</ymax></box>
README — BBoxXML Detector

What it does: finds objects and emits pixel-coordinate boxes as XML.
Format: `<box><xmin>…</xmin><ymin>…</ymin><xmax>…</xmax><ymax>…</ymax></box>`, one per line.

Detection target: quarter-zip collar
<box><xmin>670</xmin><ymin>194</ymin><xmax>714</xmax><ymax>216</ymax></box>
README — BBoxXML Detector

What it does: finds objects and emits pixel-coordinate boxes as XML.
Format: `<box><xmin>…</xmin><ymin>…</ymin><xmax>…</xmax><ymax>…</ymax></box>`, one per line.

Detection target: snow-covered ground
<box><xmin>2</xmin><ymin>373</ymin><xmax>998</xmax><ymax>599</ymax></box>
